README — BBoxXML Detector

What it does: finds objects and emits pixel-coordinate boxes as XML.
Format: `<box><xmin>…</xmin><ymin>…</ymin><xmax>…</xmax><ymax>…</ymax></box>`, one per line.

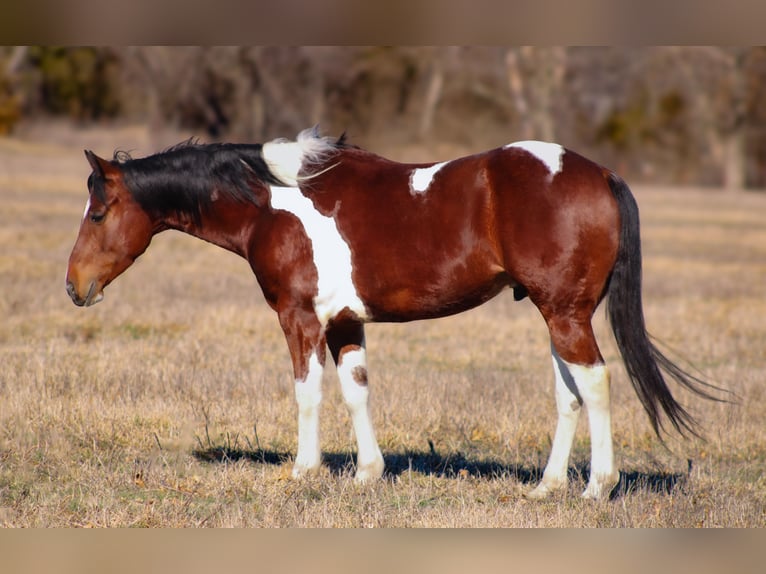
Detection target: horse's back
<box><xmin>301</xmin><ymin>144</ymin><xmax>620</xmax><ymax>322</ymax></box>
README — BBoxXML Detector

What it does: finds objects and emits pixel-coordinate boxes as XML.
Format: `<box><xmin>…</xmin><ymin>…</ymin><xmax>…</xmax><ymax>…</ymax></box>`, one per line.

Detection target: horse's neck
<box><xmin>158</xmin><ymin>197</ymin><xmax>258</xmax><ymax>259</ymax></box>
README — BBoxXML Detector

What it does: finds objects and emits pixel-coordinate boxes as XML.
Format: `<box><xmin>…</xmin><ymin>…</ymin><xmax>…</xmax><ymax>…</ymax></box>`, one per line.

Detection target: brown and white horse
<box><xmin>66</xmin><ymin>128</ymin><xmax>720</xmax><ymax>499</ymax></box>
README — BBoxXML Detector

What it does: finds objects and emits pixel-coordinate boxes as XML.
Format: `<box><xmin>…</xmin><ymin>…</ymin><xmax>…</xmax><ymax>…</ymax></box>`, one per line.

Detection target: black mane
<box><xmin>115</xmin><ymin>141</ymin><xmax>285</xmax><ymax>226</ymax></box>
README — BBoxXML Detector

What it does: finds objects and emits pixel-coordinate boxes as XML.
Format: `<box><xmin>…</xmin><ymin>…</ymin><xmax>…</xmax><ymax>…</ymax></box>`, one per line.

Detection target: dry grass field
<box><xmin>1</xmin><ymin>123</ymin><xmax>765</xmax><ymax>527</ymax></box>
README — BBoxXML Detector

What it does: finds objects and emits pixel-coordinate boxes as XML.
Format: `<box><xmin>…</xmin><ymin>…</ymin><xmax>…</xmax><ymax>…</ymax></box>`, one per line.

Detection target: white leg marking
<box><xmin>336</xmin><ymin>347</ymin><xmax>384</xmax><ymax>483</ymax></box>
<box><xmin>270</xmin><ymin>186</ymin><xmax>367</xmax><ymax>326</ymax></box>
<box><xmin>504</xmin><ymin>141</ymin><xmax>564</xmax><ymax>176</ymax></box>
<box><xmin>526</xmin><ymin>351</ymin><xmax>583</xmax><ymax>500</ymax></box>
<box><xmin>572</xmin><ymin>361</ymin><xmax>618</xmax><ymax>499</ymax></box>
<box><xmin>292</xmin><ymin>352</ymin><xmax>324</xmax><ymax>478</ymax></box>
<box><xmin>410</xmin><ymin>161</ymin><xmax>448</xmax><ymax>194</ymax></box>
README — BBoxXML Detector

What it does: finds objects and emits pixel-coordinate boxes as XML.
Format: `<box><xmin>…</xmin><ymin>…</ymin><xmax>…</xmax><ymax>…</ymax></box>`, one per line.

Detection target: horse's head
<box><xmin>65</xmin><ymin>151</ymin><xmax>154</xmax><ymax>307</ymax></box>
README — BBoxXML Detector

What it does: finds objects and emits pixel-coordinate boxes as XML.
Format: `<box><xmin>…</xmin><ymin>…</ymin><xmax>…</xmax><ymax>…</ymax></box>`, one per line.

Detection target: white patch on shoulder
<box><xmin>505</xmin><ymin>141</ymin><xmax>564</xmax><ymax>176</ymax></box>
<box><xmin>262</xmin><ymin>128</ymin><xmax>337</xmax><ymax>187</ymax></box>
<box><xmin>410</xmin><ymin>161</ymin><xmax>448</xmax><ymax>195</ymax></box>
<box><xmin>270</xmin><ymin>185</ymin><xmax>367</xmax><ymax>325</ymax></box>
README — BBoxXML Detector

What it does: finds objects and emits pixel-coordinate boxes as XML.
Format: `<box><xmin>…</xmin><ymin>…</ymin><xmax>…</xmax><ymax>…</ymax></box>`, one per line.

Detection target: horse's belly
<box><xmin>360</xmin><ymin>268</ymin><xmax>510</xmax><ymax>323</ymax></box>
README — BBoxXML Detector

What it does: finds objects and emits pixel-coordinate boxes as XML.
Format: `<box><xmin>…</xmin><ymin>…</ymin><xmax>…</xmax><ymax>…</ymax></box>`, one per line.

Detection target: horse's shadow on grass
<box><xmin>192</xmin><ymin>446</ymin><xmax>688</xmax><ymax>500</ymax></box>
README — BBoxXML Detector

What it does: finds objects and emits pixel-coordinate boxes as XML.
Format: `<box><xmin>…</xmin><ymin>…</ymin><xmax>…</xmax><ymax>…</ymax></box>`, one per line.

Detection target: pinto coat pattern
<box><xmin>66</xmin><ymin>128</ymin><xmax>721</xmax><ymax>499</ymax></box>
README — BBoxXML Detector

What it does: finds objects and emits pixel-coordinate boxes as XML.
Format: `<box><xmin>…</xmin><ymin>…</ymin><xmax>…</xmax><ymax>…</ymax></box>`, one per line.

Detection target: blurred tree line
<box><xmin>2</xmin><ymin>46</ymin><xmax>766</xmax><ymax>188</ymax></box>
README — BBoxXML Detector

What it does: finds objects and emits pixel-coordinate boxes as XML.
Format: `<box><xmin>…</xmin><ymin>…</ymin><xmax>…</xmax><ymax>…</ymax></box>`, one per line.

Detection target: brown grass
<box><xmin>1</xmin><ymin>124</ymin><xmax>765</xmax><ymax>527</ymax></box>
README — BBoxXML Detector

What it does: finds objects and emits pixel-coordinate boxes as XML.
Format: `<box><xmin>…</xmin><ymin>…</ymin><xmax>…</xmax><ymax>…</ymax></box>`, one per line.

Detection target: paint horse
<box><xmin>66</xmin><ymin>128</ymin><xmax>719</xmax><ymax>499</ymax></box>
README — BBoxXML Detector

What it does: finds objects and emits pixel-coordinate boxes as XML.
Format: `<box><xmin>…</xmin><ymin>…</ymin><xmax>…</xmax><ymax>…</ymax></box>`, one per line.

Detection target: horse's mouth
<box><xmin>84</xmin><ymin>282</ymin><xmax>105</xmax><ymax>306</ymax></box>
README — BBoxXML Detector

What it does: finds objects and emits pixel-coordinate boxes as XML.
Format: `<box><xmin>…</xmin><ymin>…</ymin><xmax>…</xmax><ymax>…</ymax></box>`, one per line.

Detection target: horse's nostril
<box><xmin>66</xmin><ymin>280</ymin><xmax>82</xmax><ymax>305</ymax></box>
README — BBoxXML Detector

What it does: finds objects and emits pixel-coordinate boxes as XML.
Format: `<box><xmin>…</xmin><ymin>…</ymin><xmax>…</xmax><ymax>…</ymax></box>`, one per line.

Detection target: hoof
<box><xmin>291</xmin><ymin>462</ymin><xmax>321</xmax><ymax>479</ymax></box>
<box><xmin>581</xmin><ymin>473</ymin><xmax>619</xmax><ymax>500</ymax></box>
<box><xmin>354</xmin><ymin>456</ymin><xmax>385</xmax><ymax>484</ymax></box>
<box><xmin>524</xmin><ymin>479</ymin><xmax>565</xmax><ymax>500</ymax></box>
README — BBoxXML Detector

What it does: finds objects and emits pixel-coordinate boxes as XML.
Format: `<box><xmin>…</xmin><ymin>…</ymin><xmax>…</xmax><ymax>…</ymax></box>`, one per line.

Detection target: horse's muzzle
<box><xmin>66</xmin><ymin>280</ymin><xmax>104</xmax><ymax>307</ymax></box>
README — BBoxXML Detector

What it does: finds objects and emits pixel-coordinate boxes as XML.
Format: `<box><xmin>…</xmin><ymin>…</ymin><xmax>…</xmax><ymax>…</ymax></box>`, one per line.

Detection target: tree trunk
<box><xmin>505</xmin><ymin>48</ymin><xmax>532</xmax><ymax>140</ymax></box>
<box><xmin>419</xmin><ymin>59</ymin><xmax>444</xmax><ymax>139</ymax></box>
<box><xmin>506</xmin><ymin>47</ymin><xmax>566</xmax><ymax>142</ymax></box>
<box><xmin>722</xmin><ymin>130</ymin><xmax>746</xmax><ymax>190</ymax></box>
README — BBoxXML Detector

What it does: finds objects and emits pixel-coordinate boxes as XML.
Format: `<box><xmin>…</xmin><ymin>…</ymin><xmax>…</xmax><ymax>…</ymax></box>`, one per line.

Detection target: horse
<box><xmin>65</xmin><ymin>128</ymin><xmax>721</xmax><ymax>499</ymax></box>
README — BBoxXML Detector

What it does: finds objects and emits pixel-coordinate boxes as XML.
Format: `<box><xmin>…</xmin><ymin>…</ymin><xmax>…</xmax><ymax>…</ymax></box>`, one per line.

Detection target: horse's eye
<box><xmin>89</xmin><ymin>212</ymin><xmax>106</xmax><ymax>224</ymax></box>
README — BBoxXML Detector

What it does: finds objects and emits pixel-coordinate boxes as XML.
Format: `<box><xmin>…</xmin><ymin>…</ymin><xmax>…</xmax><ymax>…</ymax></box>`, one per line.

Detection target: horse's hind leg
<box><xmin>326</xmin><ymin>320</ymin><xmax>385</xmax><ymax>483</ymax></box>
<box><xmin>528</xmin><ymin>313</ymin><xmax>619</xmax><ymax>500</ymax></box>
<box><xmin>526</xmin><ymin>342</ymin><xmax>584</xmax><ymax>499</ymax></box>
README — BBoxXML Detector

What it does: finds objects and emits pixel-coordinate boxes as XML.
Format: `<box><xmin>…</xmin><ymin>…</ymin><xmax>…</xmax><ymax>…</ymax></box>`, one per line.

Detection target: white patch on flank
<box><xmin>82</xmin><ymin>197</ymin><xmax>92</xmax><ymax>221</ymax></box>
<box><xmin>337</xmin><ymin>347</ymin><xmax>384</xmax><ymax>481</ymax></box>
<box><xmin>270</xmin><ymin>185</ymin><xmax>367</xmax><ymax>325</ymax></box>
<box><xmin>293</xmin><ymin>351</ymin><xmax>324</xmax><ymax>477</ymax></box>
<box><xmin>505</xmin><ymin>140</ymin><xmax>564</xmax><ymax>176</ymax></box>
<box><xmin>262</xmin><ymin>128</ymin><xmax>338</xmax><ymax>186</ymax></box>
<box><xmin>410</xmin><ymin>161</ymin><xmax>448</xmax><ymax>194</ymax></box>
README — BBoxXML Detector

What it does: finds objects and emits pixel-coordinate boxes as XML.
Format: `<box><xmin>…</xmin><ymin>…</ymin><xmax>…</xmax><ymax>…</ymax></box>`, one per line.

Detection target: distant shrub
<box><xmin>27</xmin><ymin>46</ymin><xmax>121</xmax><ymax>121</ymax></box>
<box><xmin>0</xmin><ymin>75</ymin><xmax>20</xmax><ymax>134</ymax></box>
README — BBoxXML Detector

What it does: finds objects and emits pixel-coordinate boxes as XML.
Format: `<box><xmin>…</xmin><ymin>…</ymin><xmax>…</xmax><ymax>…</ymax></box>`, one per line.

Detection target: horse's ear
<box><xmin>84</xmin><ymin>150</ymin><xmax>102</xmax><ymax>174</ymax></box>
<box><xmin>84</xmin><ymin>150</ymin><xmax>117</xmax><ymax>178</ymax></box>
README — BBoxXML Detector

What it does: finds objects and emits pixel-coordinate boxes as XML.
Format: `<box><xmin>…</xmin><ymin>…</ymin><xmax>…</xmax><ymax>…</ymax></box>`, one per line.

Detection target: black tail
<box><xmin>605</xmin><ymin>172</ymin><xmax>724</xmax><ymax>437</ymax></box>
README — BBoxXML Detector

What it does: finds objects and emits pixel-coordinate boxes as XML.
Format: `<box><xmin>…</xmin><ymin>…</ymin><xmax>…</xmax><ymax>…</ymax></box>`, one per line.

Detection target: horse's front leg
<box><xmin>327</xmin><ymin>319</ymin><xmax>385</xmax><ymax>483</ymax></box>
<box><xmin>279</xmin><ymin>307</ymin><xmax>327</xmax><ymax>479</ymax></box>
